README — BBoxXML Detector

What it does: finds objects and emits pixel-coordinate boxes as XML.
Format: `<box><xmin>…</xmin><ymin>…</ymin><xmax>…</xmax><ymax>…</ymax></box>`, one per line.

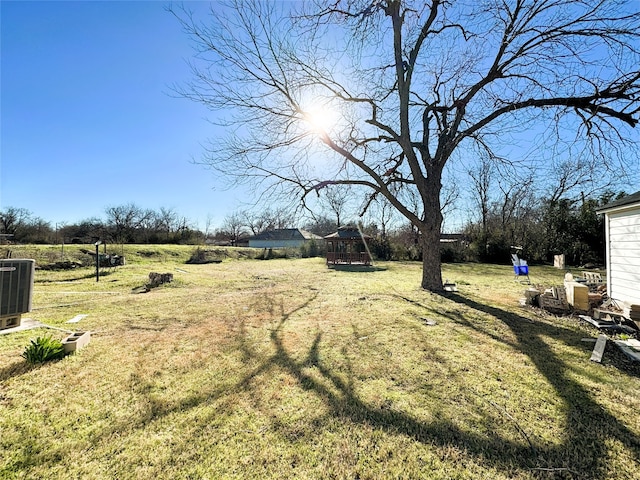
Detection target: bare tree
<box><xmin>204</xmin><ymin>213</ymin><xmax>215</xmax><ymax>240</ymax></box>
<box><xmin>0</xmin><ymin>207</ymin><xmax>31</xmax><ymax>236</ymax></box>
<box><xmin>370</xmin><ymin>195</ymin><xmax>397</xmax><ymax>238</ymax></box>
<box><xmin>220</xmin><ymin>211</ymin><xmax>247</xmax><ymax>245</ymax></box>
<box><xmin>156</xmin><ymin>207</ymin><xmax>180</xmax><ymax>240</ymax></box>
<box><xmin>546</xmin><ymin>156</ymin><xmax>615</xmax><ymax>204</ymax></box>
<box><xmin>303</xmin><ymin>214</ymin><xmax>339</xmax><ymax>237</ymax></box>
<box><xmin>321</xmin><ymin>184</ymin><xmax>352</xmax><ymax>228</ymax></box>
<box><xmin>241</xmin><ymin>207</ymin><xmax>293</xmax><ymax>234</ymax></box>
<box><xmin>468</xmin><ymin>157</ymin><xmax>493</xmax><ymax>240</ymax></box>
<box><xmin>173</xmin><ymin>0</ymin><xmax>640</xmax><ymax>290</ymax></box>
<box><xmin>104</xmin><ymin>203</ymin><xmax>145</xmax><ymax>244</ymax></box>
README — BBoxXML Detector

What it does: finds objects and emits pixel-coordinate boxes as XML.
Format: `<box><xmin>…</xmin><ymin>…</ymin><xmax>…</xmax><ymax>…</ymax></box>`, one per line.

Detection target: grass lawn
<box><xmin>1</xmin><ymin>245</ymin><xmax>639</xmax><ymax>479</ymax></box>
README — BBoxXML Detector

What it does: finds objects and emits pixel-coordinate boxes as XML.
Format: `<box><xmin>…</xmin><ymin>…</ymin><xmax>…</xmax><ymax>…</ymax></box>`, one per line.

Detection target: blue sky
<box><xmin>3</xmin><ymin>1</ymin><xmax>638</xmax><ymax>234</ymax></box>
<box><xmin>1</xmin><ymin>0</ymin><xmax>242</xmax><ymax>230</ymax></box>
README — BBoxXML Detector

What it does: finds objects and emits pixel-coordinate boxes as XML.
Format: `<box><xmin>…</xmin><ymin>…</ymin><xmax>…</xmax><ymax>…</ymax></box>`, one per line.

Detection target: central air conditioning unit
<box><xmin>0</xmin><ymin>259</ymin><xmax>35</xmax><ymax>330</ymax></box>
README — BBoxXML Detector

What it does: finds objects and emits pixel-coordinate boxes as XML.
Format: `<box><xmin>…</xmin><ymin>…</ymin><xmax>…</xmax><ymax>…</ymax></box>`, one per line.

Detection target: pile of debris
<box><xmin>579</xmin><ymin>303</ymin><xmax>636</xmax><ymax>334</ymax></box>
<box><xmin>523</xmin><ymin>271</ymin><xmax>639</xmax><ymax>334</ymax></box>
<box><xmin>148</xmin><ymin>272</ymin><xmax>173</xmax><ymax>288</ymax></box>
<box><xmin>80</xmin><ymin>249</ymin><xmax>125</xmax><ymax>267</ymax></box>
<box><xmin>37</xmin><ymin>260</ymin><xmax>83</xmax><ymax>271</ymax></box>
<box><xmin>580</xmin><ymin>299</ymin><xmax>640</xmax><ymax>365</ymax></box>
<box><xmin>133</xmin><ymin>272</ymin><xmax>174</xmax><ymax>294</ymax></box>
<box><xmin>522</xmin><ymin>271</ymin><xmax>640</xmax><ymax>364</ymax></box>
<box><xmin>522</xmin><ymin>272</ymin><xmax>608</xmax><ymax>316</ymax></box>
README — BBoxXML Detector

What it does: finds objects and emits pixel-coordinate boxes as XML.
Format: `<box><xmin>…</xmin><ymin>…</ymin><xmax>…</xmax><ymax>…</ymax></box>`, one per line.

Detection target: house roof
<box><xmin>248</xmin><ymin>228</ymin><xmax>322</xmax><ymax>241</ymax></box>
<box><xmin>324</xmin><ymin>228</ymin><xmax>372</xmax><ymax>240</ymax></box>
<box><xmin>597</xmin><ymin>190</ymin><xmax>640</xmax><ymax>213</ymax></box>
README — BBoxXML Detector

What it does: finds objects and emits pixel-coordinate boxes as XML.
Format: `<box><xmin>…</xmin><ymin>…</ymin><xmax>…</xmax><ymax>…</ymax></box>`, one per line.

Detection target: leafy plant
<box><xmin>22</xmin><ymin>335</ymin><xmax>65</xmax><ymax>364</ymax></box>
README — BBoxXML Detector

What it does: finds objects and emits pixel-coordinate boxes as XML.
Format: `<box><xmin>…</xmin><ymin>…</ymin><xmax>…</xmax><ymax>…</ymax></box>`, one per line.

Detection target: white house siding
<box><xmin>248</xmin><ymin>239</ymin><xmax>305</xmax><ymax>249</ymax></box>
<box><xmin>605</xmin><ymin>208</ymin><xmax>640</xmax><ymax>305</ymax></box>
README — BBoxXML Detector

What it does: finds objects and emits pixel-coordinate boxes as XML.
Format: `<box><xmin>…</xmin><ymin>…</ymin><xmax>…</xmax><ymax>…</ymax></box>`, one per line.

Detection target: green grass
<box><xmin>1</xmin><ymin>246</ymin><xmax>638</xmax><ymax>479</ymax></box>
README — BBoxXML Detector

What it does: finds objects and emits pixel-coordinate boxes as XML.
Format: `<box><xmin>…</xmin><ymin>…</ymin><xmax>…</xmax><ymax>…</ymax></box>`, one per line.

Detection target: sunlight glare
<box><xmin>303</xmin><ymin>103</ymin><xmax>338</xmax><ymax>135</ymax></box>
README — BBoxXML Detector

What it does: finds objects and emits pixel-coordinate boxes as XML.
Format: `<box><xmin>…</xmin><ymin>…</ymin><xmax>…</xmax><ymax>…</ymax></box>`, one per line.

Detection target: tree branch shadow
<box><xmin>259</xmin><ymin>295</ymin><xmax>543</xmax><ymax>472</ymax></box>
<box><xmin>12</xmin><ymin>291</ymin><xmax>638</xmax><ymax>478</ymax></box>
<box><xmin>96</xmin><ymin>291</ymin><xmax>640</xmax><ymax>477</ymax></box>
<box><xmin>0</xmin><ymin>360</ymin><xmax>37</xmax><ymax>382</ymax></box>
<box><xmin>439</xmin><ymin>292</ymin><xmax>640</xmax><ymax>477</ymax></box>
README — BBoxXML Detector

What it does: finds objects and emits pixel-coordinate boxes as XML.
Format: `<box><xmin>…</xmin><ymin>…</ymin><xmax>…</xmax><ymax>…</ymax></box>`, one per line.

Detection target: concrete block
<box><xmin>0</xmin><ymin>315</ymin><xmax>21</xmax><ymax>330</ymax></box>
<box><xmin>63</xmin><ymin>331</ymin><xmax>91</xmax><ymax>354</ymax></box>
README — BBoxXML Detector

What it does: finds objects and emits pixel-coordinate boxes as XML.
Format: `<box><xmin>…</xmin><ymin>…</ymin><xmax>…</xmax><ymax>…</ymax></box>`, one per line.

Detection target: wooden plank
<box><xmin>590</xmin><ymin>334</ymin><xmax>607</xmax><ymax>363</ymax></box>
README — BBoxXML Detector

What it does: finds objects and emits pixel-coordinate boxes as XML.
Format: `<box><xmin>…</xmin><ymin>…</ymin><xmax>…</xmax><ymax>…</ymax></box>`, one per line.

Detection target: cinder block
<box><xmin>62</xmin><ymin>331</ymin><xmax>91</xmax><ymax>354</ymax></box>
<box><xmin>0</xmin><ymin>315</ymin><xmax>21</xmax><ymax>330</ymax></box>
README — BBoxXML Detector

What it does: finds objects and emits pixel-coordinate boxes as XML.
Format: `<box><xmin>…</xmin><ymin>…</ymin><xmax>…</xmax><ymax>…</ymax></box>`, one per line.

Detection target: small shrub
<box><xmin>255</xmin><ymin>248</ymin><xmax>292</xmax><ymax>260</ymax></box>
<box><xmin>369</xmin><ymin>237</ymin><xmax>392</xmax><ymax>261</ymax></box>
<box><xmin>22</xmin><ymin>335</ymin><xmax>65</xmax><ymax>364</ymax></box>
<box><xmin>300</xmin><ymin>240</ymin><xmax>323</xmax><ymax>258</ymax></box>
<box><xmin>440</xmin><ymin>243</ymin><xmax>467</xmax><ymax>263</ymax></box>
<box><xmin>187</xmin><ymin>247</ymin><xmax>207</xmax><ymax>264</ymax></box>
<box><xmin>186</xmin><ymin>247</ymin><xmax>222</xmax><ymax>264</ymax></box>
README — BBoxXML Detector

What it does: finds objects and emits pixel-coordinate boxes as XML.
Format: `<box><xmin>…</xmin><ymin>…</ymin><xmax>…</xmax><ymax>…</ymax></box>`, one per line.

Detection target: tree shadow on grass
<box><xmin>103</xmin><ymin>292</ymin><xmax>639</xmax><ymax>476</ymax></box>
<box><xmin>438</xmin><ymin>292</ymin><xmax>640</xmax><ymax>478</ymax></box>
<box><xmin>0</xmin><ymin>360</ymin><xmax>36</xmax><ymax>382</ymax></box>
<box><xmin>10</xmin><ymin>292</ymin><xmax>639</xmax><ymax>478</ymax></box>
<box><xmin>87</xmin><ymin>294</ymin><xmax>534</xmax><ymax>473</ymax></box>
<box><xmin>240</xmin><ymin>291</ymin><xmax>640</xmax><ymax>478</ymax></box>
<box><xmin>329</xmin><ymin>264</ymin><xmax>387</xmax><ymax>273</ymax></box>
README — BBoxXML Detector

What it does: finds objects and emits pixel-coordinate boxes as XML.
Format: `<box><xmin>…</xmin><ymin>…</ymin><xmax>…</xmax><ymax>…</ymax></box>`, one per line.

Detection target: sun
<box><xmin>302</xmin><ymin>103</ymin><xmax>338</xmax><ymax>135</ymax></box>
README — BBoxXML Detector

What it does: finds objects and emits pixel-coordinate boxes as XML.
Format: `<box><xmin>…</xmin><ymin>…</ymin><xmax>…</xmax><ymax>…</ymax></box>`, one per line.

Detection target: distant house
<box><xmin>246</xmin><ymin>228</ymin><xmax>323</xmax><ymax>249</ymax></box>
<box><xmin>597</xmin><ymin>191</ymin><xmax>640</xmax><ymax>306</ymax></box>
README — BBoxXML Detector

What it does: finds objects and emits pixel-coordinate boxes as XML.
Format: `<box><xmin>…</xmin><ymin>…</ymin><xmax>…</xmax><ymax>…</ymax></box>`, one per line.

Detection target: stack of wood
<box><xmin>588</xmin><ymin>292</ymin><xmax>604</xmax><ymax>310</ymax></box>
<box><xmin>582</xmin><ymin>271</ymin><xmax>603</xmax><ymax>286</ymax></box>
<box><xmin>623</xmin><ymin>303</ymin><xmax>640</xmax><ymax>329</ymax></box>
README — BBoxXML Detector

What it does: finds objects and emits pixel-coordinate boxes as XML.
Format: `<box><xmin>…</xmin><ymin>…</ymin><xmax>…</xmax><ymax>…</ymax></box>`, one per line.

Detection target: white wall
<box><xmin>606</xmin><ymin>207</ymin><xmax>640</xmax><ymax>305</ymax></box>
<box><xmin>248</xmin><ymin>239</ymin><xmax>305</xmax><ymax>249</ymax></box>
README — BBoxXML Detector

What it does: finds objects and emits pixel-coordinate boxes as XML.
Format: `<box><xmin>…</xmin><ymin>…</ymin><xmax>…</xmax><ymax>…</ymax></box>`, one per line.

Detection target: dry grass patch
<box><xmin>1</xmin><ymin>249</ymin><xmax>639</xmax><ymax>479</ymax></box>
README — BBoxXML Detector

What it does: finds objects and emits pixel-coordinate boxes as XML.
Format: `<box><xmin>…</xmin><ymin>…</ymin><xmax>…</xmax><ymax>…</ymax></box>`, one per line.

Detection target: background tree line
<box><xmin>461</xmin><ymin>190</ymin><xmax>624</xmax><ymax>267</ymax></box>
<box><xmin>0</xmin><ymin>204</ymin><xmax>204</xmax><ymax>246</ymax></box>
<box><xmin>1</xmin><ymin>189</ymin><xmax>627</xmax><ymax>267</ymax></box>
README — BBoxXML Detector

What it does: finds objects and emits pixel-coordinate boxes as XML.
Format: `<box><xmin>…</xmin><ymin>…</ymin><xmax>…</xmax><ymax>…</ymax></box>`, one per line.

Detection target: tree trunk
<box><xmin>420</xmin><ymin>224</ymin><xmax>443</xmax><ymax>291</ymax></box>
<box><xmin>419</xmin><ymin>176</ymin><xmax>444</xmax><ymax>291</ymax></box>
